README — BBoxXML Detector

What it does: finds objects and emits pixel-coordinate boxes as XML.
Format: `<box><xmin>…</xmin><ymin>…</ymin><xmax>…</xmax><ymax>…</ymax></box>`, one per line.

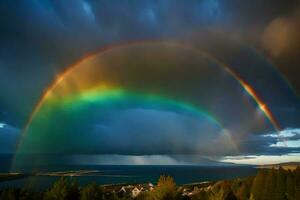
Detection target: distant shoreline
<box><xmin>255</xmin><ymin>162</ymin><xmax>300</xmax><ymax>170</ymax></box>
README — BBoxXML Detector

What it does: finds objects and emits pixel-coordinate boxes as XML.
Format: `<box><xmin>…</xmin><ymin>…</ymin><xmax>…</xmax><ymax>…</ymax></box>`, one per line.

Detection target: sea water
<box><xmin>0</xmin><ymin>164</ymin><xmax>257</xmax><ymax>189</ymax></box>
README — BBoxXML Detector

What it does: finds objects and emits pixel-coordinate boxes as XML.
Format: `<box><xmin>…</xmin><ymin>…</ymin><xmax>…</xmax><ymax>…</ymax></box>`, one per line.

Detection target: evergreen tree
<box><xmin>294</xmin><ymin>167</ymin><xmax>300</xmax><ymax>198</ymax></box>
<box><xmin>251</xmin><ymin>169</ymin><xmax>268</xmax><ymax>200</ymax></box>
<box><xmin>285</xmin><ymin>170</ymin><xmax>295</xmax><ymax>200</ymax></box>
<box><xmin>276</xmin><ymin>167</ymin><xmax>287</xmax><ymax>200</ymax></box>
<box><xmin>294</xmin><ymin>167</ymin><xmax>300</xmax><ymax>200</ymax></box>
<box><xmin>262</xmin><ymin>169</ymin><xmax>277</xmax><ymax>200</ymax></box>
<box><xmin>235</xmin><ymin>182</ymin><xmax>250</xmax><ymax>200</ymax></box>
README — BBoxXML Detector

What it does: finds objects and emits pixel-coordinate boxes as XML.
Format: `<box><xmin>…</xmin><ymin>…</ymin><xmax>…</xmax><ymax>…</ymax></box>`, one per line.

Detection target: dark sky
<box><xmin>0</xmin><ymin>0</ymin><xmax>299</xmax><ymax>165</ymax></box>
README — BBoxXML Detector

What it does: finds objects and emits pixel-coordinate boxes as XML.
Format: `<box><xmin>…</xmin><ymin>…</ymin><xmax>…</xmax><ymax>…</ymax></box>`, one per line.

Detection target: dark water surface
<box><xmin>0</xmin><ymin>165</ymin><xmax>257</xmax><ymax>189</ymax></box>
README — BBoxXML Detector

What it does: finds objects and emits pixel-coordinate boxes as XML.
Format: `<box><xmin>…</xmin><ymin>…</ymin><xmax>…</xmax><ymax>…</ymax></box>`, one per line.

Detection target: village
<box><xmin>100</xmin><ymin>181</ymin><xmax>213</xmax><ymax>199</ymax></box>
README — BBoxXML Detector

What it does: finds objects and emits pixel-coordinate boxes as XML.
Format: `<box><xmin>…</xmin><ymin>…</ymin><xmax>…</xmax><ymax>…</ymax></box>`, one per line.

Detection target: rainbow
<box><xmin>42</xmin><ymin>87</ymin><xmax>221</xmax><ymax>126</ymax></box>
<box><xmin>14</xmin><ymin>87</ymin><xmax>224</xmax><ymax>157</ymax></box>
<box><xmin>240</xmin><ymin>81</ymin><xmax>281</xmax><ymax>130</ymax></box>
<box><xmin>19</xmin><ymin>40</ymin><xmax>282</xmax><ymax>150</ymax></box>
<box><xmin>232</xmin><ymin>40</ymin><xmax>299</xmax><ymax>99</ymax></box>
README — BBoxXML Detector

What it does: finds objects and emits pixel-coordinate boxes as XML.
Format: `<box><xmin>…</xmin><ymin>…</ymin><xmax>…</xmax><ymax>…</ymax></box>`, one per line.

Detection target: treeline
<box><xmin>192</xmin><ymin>167</ymin><xmax>300</xmax><ymax>200</ymax></box>
<box><xmin>0</xmin><ymin>175</ymin><xmax>182</xmax><ymax>200</ymax></box>
<box><xmin>0</xmin><ymin>167</ymin><xmax>299</xmax><ymax>200</ymax></box>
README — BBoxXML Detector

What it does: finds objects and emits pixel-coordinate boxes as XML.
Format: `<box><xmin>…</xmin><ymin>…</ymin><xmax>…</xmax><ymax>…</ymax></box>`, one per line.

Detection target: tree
<box><xmin>43</xmin><ymin>177</ymin><xmax>80</xmax><ymax>200</ymax></box>
<box><xmin>0</xmin><ymin>188</ymin><xmax>19</xmax><ymax>200</ymax></box>
<box><xmin>235</xmin><ymin>182</ymin><xmax>251</xmax><ymax>200</ymax></box>
<box><xmin>80</xmin><ymin>182</ymin><xmax>103</xmax><ymax>200</ymax></box>
<box><xmin>294</xmin><ymin>167</ymin><xmax>300</xmax><ymax>198</ymax></box>
<box><xmin>250</xmin><ymin>169</ymin><xmax>268</xmax><ymax>200</ymax></box>
<box><xmin>262</xmin><ymin>169</ymin><xmax>277</xmax><ymax>200</ymax></box>
<box><xmin>151</xmin><ymin>175</ymin><xmax>177</xmax><ymax>200</ymax></box>
<box><xmin>191</xmin><ymin>190</ymin><xmax>209</xmax><ymax>200</ymax></box>
<box><xmin>285</xmin><ymin>170</ymin><xmax>295</xmax><ymax>200</ymax></box>
<box><xmin>136</xmin><ymin>191</ymin><xmax>153</xmax><ymax>200</ymax></box>
<box><xmin>225</xmin><ymin>191</ymin><xmax>237</xmax><ymax>200</ymax></box>
<box><xmin>275</xmin><ymin>167</ymin><xmax>287</xmax><ymax>200</ymax></box>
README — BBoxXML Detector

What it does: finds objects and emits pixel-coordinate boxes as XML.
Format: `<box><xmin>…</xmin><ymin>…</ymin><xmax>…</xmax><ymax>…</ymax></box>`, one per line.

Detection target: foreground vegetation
<box><xmin>0</xmin><ymin>167</ymin><xmax>299</xmax><ymax>200</ymax></box>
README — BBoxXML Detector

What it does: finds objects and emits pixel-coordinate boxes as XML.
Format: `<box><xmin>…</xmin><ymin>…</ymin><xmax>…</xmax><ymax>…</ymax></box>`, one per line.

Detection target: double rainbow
<box><xmin>17</xmin><ymin>40</ymin><xmax>283</xmax><ymax>153</ymax></box>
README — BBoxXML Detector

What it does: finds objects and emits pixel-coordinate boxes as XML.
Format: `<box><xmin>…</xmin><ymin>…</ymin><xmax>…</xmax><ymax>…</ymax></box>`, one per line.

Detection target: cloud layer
<box><xmin>238</xmin><ymin>128</ymin><xmax>300</xmax><ymax>156</ymax></box>
<box><xmin>1</xmin><ymin>1</ymin><xmax>300</xmax><ymax>167</ymax></box>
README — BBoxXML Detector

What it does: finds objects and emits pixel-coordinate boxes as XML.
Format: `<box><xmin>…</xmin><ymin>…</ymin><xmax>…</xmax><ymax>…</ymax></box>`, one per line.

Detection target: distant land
<box><xmin>257</xmin><ymin>162</ymin><xmax>300</xmax><ymax>170</ymax></box>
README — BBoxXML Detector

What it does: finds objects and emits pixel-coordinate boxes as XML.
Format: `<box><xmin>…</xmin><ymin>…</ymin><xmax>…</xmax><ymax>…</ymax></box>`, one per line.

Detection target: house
<box><xmin>148</xmin><ymin>182</ymin><xmax>154</xmax><ymax>187</ymax></box>
<box><xmin>132</xmin><ymin>187</ymin><xmax>141</xmax><ymax>198</ymax></box>
<box><xmin>117</xmin><ymin>186</ymin><xmax>127</xmax><ymax>198</ymax></box>
<box><xmin>148</xmin><ymin>182</ymin><xmax>154</xmax><ymax>191</ymax></box>
<box><xmin>119</xmin><ymin>186</ymin><xmax>127</xmax><ymax>193</ymax></box>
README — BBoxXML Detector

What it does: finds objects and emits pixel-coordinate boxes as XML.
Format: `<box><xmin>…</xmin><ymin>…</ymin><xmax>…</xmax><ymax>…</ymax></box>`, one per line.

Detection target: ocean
<box><xmin>0</xmin><ymin>165</ymin><xmax>258</xmax><ymax>189</ymax></box>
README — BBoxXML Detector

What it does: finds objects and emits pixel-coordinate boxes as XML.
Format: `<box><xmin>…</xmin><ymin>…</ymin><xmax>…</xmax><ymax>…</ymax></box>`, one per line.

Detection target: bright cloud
<box><xmin>221</xmin><ymin>153</ymin><xmax>300</xmax><ymax>165</ymax></box>
<box><xmin>220</xmin><ymin>128</ymin><xmax>300</xmax><ymax>165</ymax></box>
<box><xmin>0</xmin><ymin>123</ymin><xmax>5</xmax><ymax>128</ymax></box>
<box><xmin>265</xmin><ymin>128</ymin><xmax>300</xmax><ymax>148</ymax></box>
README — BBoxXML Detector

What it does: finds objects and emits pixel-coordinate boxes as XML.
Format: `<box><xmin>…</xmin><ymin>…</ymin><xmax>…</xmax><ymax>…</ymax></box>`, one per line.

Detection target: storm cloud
<box><xmin>1</xmin><ymin>0</ymin><xmax>300</xmax><ymax>166</ymax></box>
